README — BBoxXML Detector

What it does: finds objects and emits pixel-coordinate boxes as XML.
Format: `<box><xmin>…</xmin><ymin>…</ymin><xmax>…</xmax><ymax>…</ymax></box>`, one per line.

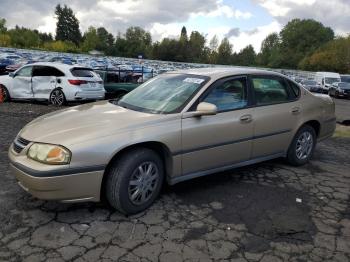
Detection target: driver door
<box><xmin>12</xmin><ymin>66</ymin><xmax>33</xmax><ymax>98</ymax></box>
<box><xmin>181</xmin><ymin>76</ymin><xmax>254</xmax><ymax>175</ymax></box>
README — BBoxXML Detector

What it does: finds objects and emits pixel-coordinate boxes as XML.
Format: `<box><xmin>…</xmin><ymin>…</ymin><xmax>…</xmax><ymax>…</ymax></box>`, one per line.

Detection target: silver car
<box><xmin>8</xmin><ymin>68</ymin><xmax>336</xmax><ymax>214</ymax></box>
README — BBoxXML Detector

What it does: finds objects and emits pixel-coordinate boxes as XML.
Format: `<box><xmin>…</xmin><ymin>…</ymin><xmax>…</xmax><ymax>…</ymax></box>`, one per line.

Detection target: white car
<box><xmin>0</xmin><ymin>62</ymin><xmax>105</xmax><ymax>105</ymax></box>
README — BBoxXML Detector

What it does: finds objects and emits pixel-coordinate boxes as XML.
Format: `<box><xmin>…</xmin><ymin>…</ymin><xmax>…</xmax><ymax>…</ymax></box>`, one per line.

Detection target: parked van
<box><xmin>315</xmin><ymin>72</ymin><xmax>341</xmax><ymax>93</ymax></box>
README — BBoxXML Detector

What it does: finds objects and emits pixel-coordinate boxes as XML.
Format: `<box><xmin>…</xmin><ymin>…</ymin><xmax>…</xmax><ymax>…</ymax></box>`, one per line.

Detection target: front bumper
<box><xmin>9</xmin><ymin>144</ymin><xmax>105</xmax><ymax>203</ymax></box>
<box><xmin>10</xmin><ymin>163</ymin><xmax>104</xmax><ymax>202</ymax></box>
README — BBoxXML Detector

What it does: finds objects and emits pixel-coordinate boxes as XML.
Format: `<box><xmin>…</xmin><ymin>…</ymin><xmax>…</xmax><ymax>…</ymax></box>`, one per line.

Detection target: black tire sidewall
<box><xmin>107</xmin><ymin>148</ymin><xmax>164</xmax><ymax>214</ymax></box>
<box><xmin>287</xmin><ymin>125</ymin><xmax>316</xmax><ymax>166</ymax></box>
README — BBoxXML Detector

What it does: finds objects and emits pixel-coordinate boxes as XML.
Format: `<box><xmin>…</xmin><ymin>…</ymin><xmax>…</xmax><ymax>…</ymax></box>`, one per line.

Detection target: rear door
<box><xmin>181</xmin><ymin>76</ymin><xmax>254</xmax><ymax>175</ymax></box>
<box><xmin>249</xmin><ymin>75</ymin><xmax>301</xmax><ymax>158</ymax></box>
<box><xmin>11</xmin><ymin>66</ymin><xmax>33</xmax><ymax>98</ymax></box>
<box><xmin>32</xmin><ymin>66</ymin><xmax>64</xmax><ymax>99</ymax></box>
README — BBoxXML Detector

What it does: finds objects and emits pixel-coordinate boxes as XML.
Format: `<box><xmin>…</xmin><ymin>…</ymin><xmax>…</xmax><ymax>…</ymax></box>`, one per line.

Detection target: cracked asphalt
<box><xmin>0</xmin><ymin>101</ymin><xmax>350</xmax><ymax>262</ymax></box>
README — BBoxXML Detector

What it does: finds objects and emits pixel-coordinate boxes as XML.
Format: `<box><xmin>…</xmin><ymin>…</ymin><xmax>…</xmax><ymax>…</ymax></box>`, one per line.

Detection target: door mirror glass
<box><xmin>194</xmin><ymin>102</ymin><xmax>217</xmax><ymax>116</ymax></box>
<box><xmin>8</xmin><ymin>72</ymin><xmax>15</xmax><ymax>78</ymax></box>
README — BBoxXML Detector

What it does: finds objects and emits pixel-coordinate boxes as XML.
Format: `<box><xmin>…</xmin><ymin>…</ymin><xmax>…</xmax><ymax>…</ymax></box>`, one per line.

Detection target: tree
<box><xmin>257</xmin><ymin>32</ymin><xmax>279</xmax><ymax>66</ymax></box>
<box><xmin>81</xmin><ymin>26</ymin><xmax>99</xmax><ymax>52</ymax></box>
<box><xmin>236</xmin><ymin>45</ymin><xmax>256</xmax><ymax>66</ymax></box>
<box><xmin>0</xmin><ymin>18</ymin><xmax>7</xmax><ymax>33</ymax></box>
<box><xmin>124</xmin><ymin>26</ymin><xmax>152</xmax><ymax>58</ymax></box>
<box><xmin>180</xmin><ymin>26</ymin><xmax>188</xmax><ymax>42</ymax></box>
<box><xmin>55</xmin><ymin>4</ymin><xmax>82</xmax><ymax>45</ymax></box>
<box><xmin>96</xmin><ymin>27</ymin><xmax>115</xmax><ymax>54</ymax></box>
<box><xmin>188</xmin><ymin>31</ymin><xmax>206</xmax><ymax>63</ymax></box>
<box><xmin>300</xmin><ymin>36</ymin><xmax>350</xmax><ymax>73</ymax></box>
<box><xmin>278</xmin><ymin>19</ymin><xmax>334</xmax><ymax>68</ymax></box>
<box><xmin>7</xmin><ymin>26</ymin><xmax>40</xmax><ymax>48</ymax></box>
<box><xmin>217</xmin><ymin>38</ymin><xmax>233</xmax><ymax>65</ymax></box>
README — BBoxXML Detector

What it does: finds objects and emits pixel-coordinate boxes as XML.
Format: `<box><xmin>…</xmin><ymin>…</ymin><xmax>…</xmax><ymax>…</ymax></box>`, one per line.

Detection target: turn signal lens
<box><xmin>27</xmin><ymin>143</ymin><xmax>71</xmax><ymax>165</ymax></box>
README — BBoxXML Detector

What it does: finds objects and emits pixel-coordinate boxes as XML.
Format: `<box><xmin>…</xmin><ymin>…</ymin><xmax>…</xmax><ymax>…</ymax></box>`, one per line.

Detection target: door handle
<box><xmin>291</xmin><ymin>107</ymin><xmax>301</xmax><ymax>115</ymax></box>
<box><xmin>240</xmin><ymin>114</ymin><xmax>252</xmax><ymax>123</ymax></box>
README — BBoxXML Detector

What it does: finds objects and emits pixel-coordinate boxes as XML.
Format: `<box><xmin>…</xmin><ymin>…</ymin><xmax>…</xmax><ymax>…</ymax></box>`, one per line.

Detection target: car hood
<box><xmin>20</xmin><ymin>100</ymin><xmax>177</xmax><ymax>146</ymax></box>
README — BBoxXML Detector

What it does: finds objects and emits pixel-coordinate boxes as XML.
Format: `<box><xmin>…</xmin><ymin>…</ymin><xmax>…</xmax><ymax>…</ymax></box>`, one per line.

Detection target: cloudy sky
<box><xmin>0</xmin><ymin>0</ymin><xmax>349</xmax><ymax>52</ymax></box>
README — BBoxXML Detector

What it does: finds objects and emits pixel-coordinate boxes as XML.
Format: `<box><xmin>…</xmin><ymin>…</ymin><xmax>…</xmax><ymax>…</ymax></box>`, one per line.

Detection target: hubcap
<box><xmin>128</xmin><ymin>162</ymin><xmax>159</xmax><ymax>205</ymax></box>
<box><xmin>50</xmin><ymin>90</ymin><xmax>64</xmax><ymax>105</ymax></box>
<box><xmin>296</xmin><ymin>131</ymin><xmax>313</xmax><ymax>160</ymax></box>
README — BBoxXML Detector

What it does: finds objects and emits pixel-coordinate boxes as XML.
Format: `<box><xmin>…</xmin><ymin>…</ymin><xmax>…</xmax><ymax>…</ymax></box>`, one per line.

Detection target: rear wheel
<box><xmin>115</xmin><ymin>91</ymin><xmax>127</xmax><ymax>100</ymax></box>
<box><xmin>286</xmin><ymin>125</ymin><xmax>316</xmax><ymax>166</ymax></box>
<box><xmin>105</xmin><ymin>148</ymin><xmax>164</xmax><ymax>214</ymax></box>
<box><xmin>0</xmin><ymin>85</ymin><xmax>10</xmax><ymax>102</ymax></box>
<box><xmin>49</xmin><ymin>89</ymin><xmax>66</xmax><ymax>106</ymax></box>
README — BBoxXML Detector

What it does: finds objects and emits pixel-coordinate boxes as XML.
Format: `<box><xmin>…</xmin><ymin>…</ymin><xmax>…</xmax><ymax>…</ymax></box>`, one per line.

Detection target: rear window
<box><xmin>71</xmin><ymin>68</ymin><xmax>95</xmax><ymax>77</ymax></box>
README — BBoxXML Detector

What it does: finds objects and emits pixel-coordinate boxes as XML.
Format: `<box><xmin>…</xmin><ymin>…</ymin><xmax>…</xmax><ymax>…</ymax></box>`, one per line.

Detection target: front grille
<box><xmin>12</xmin><ymin>136</ymin><xmax>31</xmax><ymax>154</ymax></box>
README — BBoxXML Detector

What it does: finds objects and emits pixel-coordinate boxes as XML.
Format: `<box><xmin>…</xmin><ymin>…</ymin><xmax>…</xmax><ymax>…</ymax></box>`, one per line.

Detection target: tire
<box><xmin>106</xmin><ymin>148</ymin><xmax>164</xmax><ymax>214</ymax></box>
<box><xmin>49</xmin><ymin>89</ymin><xmax>66</xmax><ymax>106</ymax></box>
<box><xmin>335</xmin><ymin>91</ymin><xmax>339</xmax><ymax>99</ymax></box>
<box><xmin>328</xmin><ymin>90</ymin><xmax>332</xmax><ymax>97</ymax></box>
<box><xmin>0</xmin><ymin>84</ymin><xmax>10</xmax><ymax>102</ymax></box>
<box><xmin>286</xmin><ymin>125</ymin><xmax>316</xmax><ymax>166</ymax></box>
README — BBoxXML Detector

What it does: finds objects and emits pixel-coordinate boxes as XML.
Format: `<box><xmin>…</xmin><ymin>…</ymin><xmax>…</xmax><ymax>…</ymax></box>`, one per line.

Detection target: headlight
<box><xmin>27</xmin><ymin>143</ymin><xmax>71</xmax><ymax>165</ymax></box>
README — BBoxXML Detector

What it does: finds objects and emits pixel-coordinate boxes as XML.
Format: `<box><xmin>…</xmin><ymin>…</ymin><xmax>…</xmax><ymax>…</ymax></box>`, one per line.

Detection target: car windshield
<box><xmin>117</xmin><ymin>73</ymin><xmax>209</xmax><ymax>114</ymax></box>
<box><xmin>304</xmin><ymin>80</ymin><xmax>317</xmax><ymax>85</ymax></box>
<box><xmin>339</xmin><ymin>82</ymin><xmax>350</xmax><ymax>89</ymax></box>
<box><xmin>325</xmin><ymin>77</ymin><xmax>340</xmax><ymax>84</ymax></box>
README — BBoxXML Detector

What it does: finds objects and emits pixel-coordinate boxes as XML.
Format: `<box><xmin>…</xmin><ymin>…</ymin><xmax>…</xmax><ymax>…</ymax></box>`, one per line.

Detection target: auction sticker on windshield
<box><xmin>183</xmin><ymin>78</ymin><xmax>205</xmax><ymax>84</ymax></box>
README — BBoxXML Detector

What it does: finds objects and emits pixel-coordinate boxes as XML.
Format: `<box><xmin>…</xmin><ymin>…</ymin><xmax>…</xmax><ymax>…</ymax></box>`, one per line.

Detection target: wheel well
<box><xmin>303</xmin><ymin>120</ymin><xmax>321</xmax><ymax>137</ymax></box>
<box><xmin>100</xmin><ymin>141</ymin><xmax>173</xmax><ymax>200</ymax></box>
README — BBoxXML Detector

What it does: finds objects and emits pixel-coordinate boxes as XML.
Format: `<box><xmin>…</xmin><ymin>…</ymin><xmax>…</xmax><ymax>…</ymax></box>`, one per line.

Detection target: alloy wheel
<box><xmin>128</xmin><ymin>161</ymin><xmax>160</xmax><ymax>205</ymax></box>
<box><xmin>295</xmin><ymin>131</ymin><xmax>313</xmax><ymax>160</ymax></box>
<box><xmin>50</xmin><ymin>90</ymin><xmax>64</xmax><ymax>105</ymax></box>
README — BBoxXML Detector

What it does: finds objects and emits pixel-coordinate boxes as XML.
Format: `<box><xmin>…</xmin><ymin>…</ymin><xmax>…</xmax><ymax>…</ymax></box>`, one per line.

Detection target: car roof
<box><xmin>167</xmin><ymin>67</ymin><xmax>285</xmax><ymax>80</ymax></box>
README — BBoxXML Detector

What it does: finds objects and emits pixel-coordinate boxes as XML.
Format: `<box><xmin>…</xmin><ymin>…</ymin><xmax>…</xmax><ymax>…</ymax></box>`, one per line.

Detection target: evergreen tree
<box><xmin>55</xmin><ymin>4</ymin><xmax>82</xmax><ymax>45</ymax></box>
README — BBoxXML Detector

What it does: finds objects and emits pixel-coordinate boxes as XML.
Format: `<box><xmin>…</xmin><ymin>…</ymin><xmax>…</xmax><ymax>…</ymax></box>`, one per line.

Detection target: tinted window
<box><xmin>16</xmin><ymin>66</ymin><xmax>32</xmax><ymax>77</ymax></box>
<box><xmin>71</xmin><ymin>68</ymin><xmax>95</xmax><ymax>77</ymax></box>
<box><xmin>202</xmin><ymin>77</ymin><xmax>248</xmax><ymax>111</ymax></box>
<box><xmin>287</xmin><ymin>80</ymin><xmax>300</xmax><ymax>98</ymax></box>
<box><xmin>32</xmin><ymin>66</ymin><xmax>65</xmax><ymax>77</ymax></box>
<box><xmin>252</xmin><ymin>76</ymin><xmax>289</xmax><ymax>105</ymax></box>
<box><xmin>106</xmin><ymin>72</ymin><xmax>119</xmax><ymax>83</ymax></box>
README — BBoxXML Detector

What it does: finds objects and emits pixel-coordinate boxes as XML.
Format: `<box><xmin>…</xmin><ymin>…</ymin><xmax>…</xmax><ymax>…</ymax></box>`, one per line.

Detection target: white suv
<box><xmin>0</xmin><ymin>62</ymin><xmax>105</xmax><ymax>105</ymax></box>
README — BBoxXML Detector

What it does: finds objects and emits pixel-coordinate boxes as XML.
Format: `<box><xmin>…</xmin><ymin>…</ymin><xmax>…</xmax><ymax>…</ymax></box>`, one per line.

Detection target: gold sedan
<box><xmin>9</xmin><ymin>68</ymin><xmax>336</xmax><ymax>214</ymax></box>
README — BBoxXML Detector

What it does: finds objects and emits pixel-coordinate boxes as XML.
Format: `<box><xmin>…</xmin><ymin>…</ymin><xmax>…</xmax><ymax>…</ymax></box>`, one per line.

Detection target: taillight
<box><xmin>68</xmin><ymin>79</ymin><xmax>88</xmax><ymax>85</ymax></box>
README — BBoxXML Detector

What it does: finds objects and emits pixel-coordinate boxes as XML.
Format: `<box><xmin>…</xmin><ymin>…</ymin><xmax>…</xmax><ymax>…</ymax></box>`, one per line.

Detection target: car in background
<box><xmin>341</xmin><ymin>74</ymin><xmax>350</xmax><ymax>83</ymax></box>
<box><xmin>8</xmin><ymin>68</ymin><xmax>336</xmax><ymax>214</ymax></box>
<box><xmin>300</xmin><ymin>80</ymin><xmax>323</xmax><ymax>93</ymax></box>
<box><xmin>95</xmin><ymin>67</ymin><xmax>154</xmax><ymax>99</ymax></box>
<box><xmin>0</xmin><ymin>58</ymin><xmax>15</xmax><ymax>75</ymax></box>
<box><xmin>315</xmin><ymin>72</ymin><xmax>341</xmax><ymax>93</ymax></box>
<box><xmin>0</xmin><ymin>62</ymin><xmax>105</xmax><ymax>105</ymax></box>
<box><xmin>329</xmin><ymin>82</ymin><xmax>350</xmax><ymax>99</ymax></box>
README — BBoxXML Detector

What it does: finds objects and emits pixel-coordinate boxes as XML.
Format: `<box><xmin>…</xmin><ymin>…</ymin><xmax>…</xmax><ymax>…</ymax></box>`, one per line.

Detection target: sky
<box><xmin>0</xmin><ymin>0</ymin><xmax>349</xmax><ymax>52</ymax></box>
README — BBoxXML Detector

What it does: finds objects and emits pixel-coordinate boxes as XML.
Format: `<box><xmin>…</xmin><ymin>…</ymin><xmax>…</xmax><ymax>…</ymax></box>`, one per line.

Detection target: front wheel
<box><xmin>49</xmin><ymin>89</ymin><xmax>66</xmax><ymax>106</ymax></box>
<box><xmin>286</xmin><ymin>125</ymin><xmax>316</xmax><ymax>166</ymax></box>
<box><xmin>105</xmin><ymin>148</ymin><xmax>164</xmax><ymax>214</ymax></box>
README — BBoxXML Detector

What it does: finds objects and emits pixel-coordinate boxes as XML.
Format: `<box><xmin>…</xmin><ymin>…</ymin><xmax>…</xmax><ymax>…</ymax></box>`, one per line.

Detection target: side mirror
<box><xmin>193</xmin><ymin>102</ymin><xmax>217</xmax><ymax>117</ymax></box>
<box><xmin>9</xmin><ymin>72</ymin><xmax>15</xmax><ymax>78</ymax></box>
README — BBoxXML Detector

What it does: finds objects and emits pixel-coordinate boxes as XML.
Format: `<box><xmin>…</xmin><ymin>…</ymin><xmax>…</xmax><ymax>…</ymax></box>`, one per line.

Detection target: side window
<box><xmin>16</xmin><ymin>66</ymin><xmax>32</xmax><ymax>77</ymax></box>
<box><xmin>252</xmin><ymin>76</ymin><xmax>289</xmax><ymax>105</ymax></box>
<box><xmin>287</xmin><ymin>80</ymin><xmax>300</xmax><ymax>98</ymax></box>
<box><xmin>202</xmin><ymin>77</ymin><xmax>248</xmax><ymax>112</ymax></box>
<box><xmin>107</xmin><ymin>73</ymin><xmax>119</xmax><ymax>83</ymax></box>
<box><xmin>33</xmin><ymin>66</ymin><xmax>65</xmax><ymax>77</ymax></box>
